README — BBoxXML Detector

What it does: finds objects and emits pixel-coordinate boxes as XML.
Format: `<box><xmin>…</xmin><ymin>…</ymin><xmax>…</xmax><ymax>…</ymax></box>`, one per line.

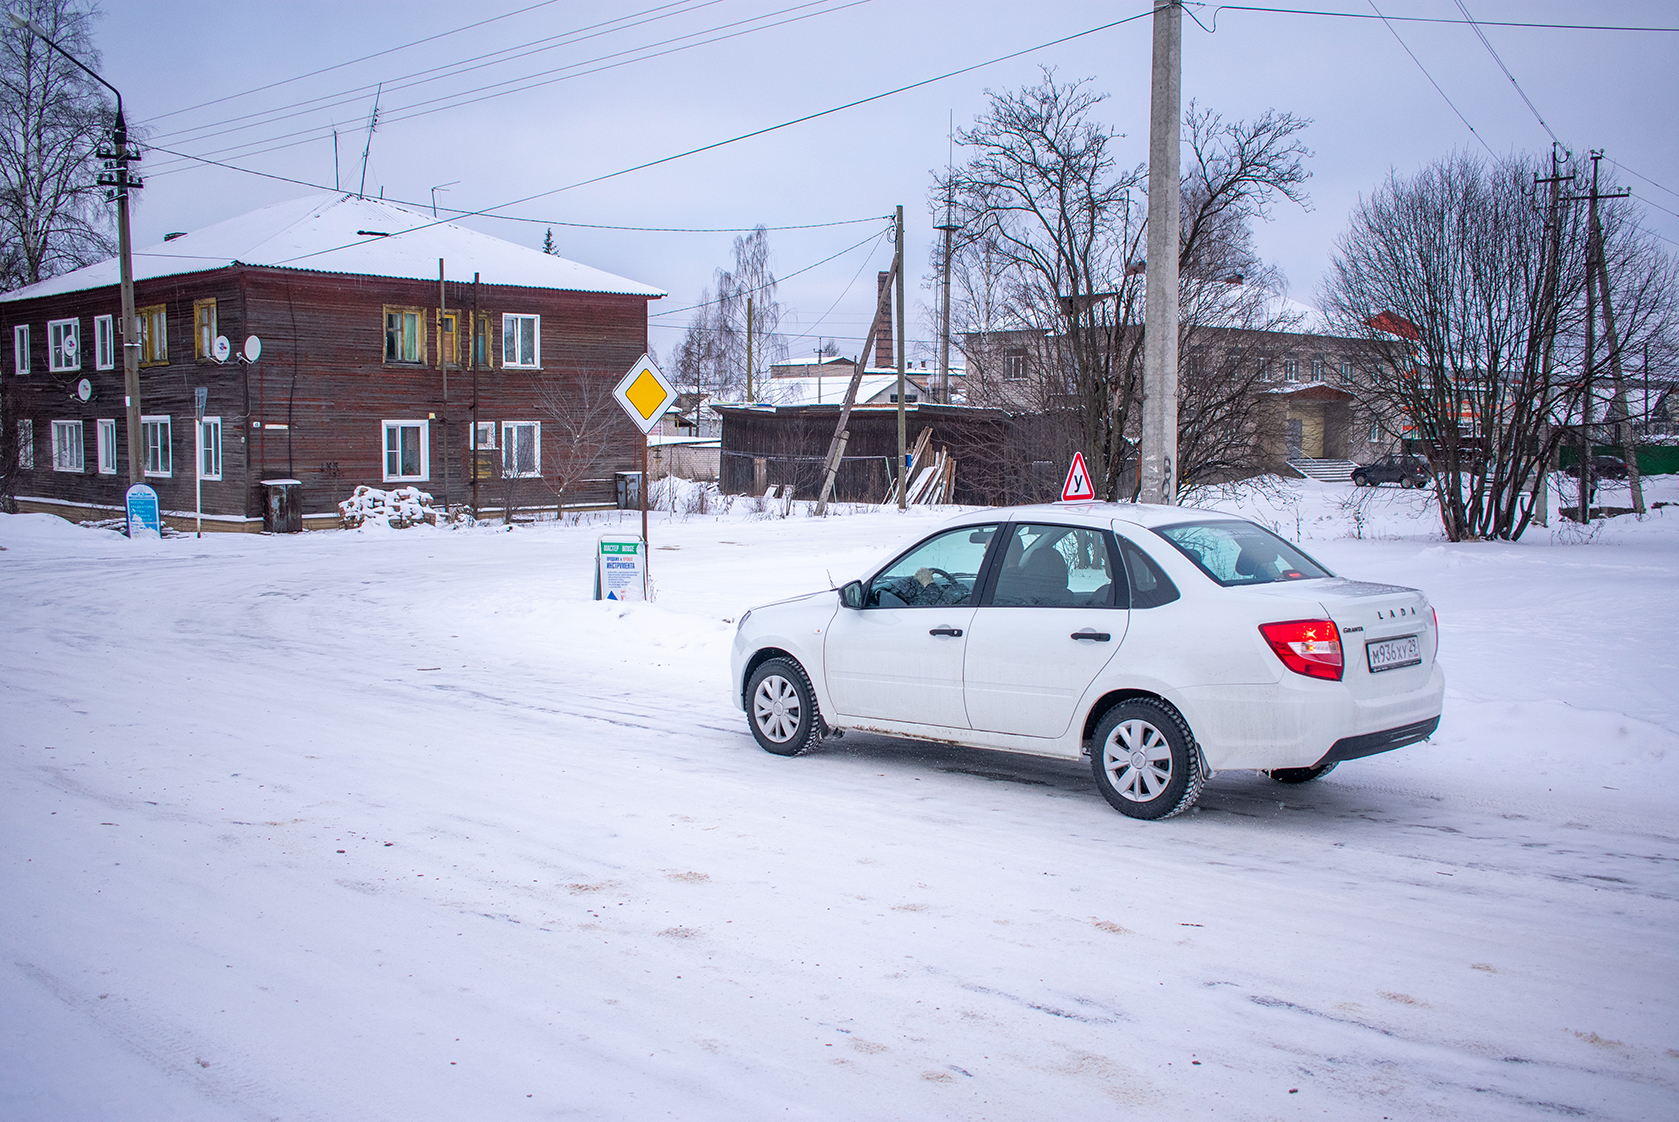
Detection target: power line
<box><xmin>1206</xmin><ymin>5</ymin><xmax>1679</xmax><ymax>34</ymax></box>
<box><xmin>144</xmin><ymin>0</ymin><xmax>858</xmax><ymax>178</ymax></box>
<box><xmin>1364</xmin><ymin>0</ymin><xmax>1495</xmax><ymax>157</ymax></box>
<box><xmin>267</xmin><ymin>7</ymin><xmax>1157</xmax><ymax>269</ymax></box>
<box><xmin>1611</xmin><ymin>160</ymin><xmax>1679</xmax><ymax>205</ymax></box>
<box><xmin>651</xmin><ymin>226</ymin><xmax>890</xmax><ymax>319</ymax></box>
<box><xmin>1451</xmin><ymin>0</ymin><xmax>1559</xmax><ymax>147</ymax></box>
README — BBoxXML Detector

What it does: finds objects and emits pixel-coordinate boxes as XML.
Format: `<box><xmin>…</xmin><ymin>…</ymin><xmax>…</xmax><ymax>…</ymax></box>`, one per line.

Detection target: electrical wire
<box><xmin>144</xmin><ymin>0</ymin><xmax>859</xmax><ymax>178</ymax></box>
<box><xmin>779</xmin><ymin>227</ymin><xmax>892</xmax><ymax>346</ymax></box>
<box><xmin>1364</xmin><ymin>0</ymin><xmax>1495</xmax><ymax>157</ymax></box>
<box><xmin>650</xmin><ymin>226</ymin><xmax>890</xmax><ymax>318</ymax></box>
<box><xmin>1205</xmin><ymin>5</ymin><xmax>1679</xmax><ymax>34</ymax></box>
<box><xmin>1611</xmin><ymin>160</ymin><xmax>1679</xmax><ymax>205</ymax></box>
<box><xmin>266</xmin><ymin>7</ymin><xmax>1157</xmax><ymax>269</ymax></box>
<box><xmin>1451</xmin><ymin>0</ymin><xmax>1559</xmax><ymax>147</ymax></box>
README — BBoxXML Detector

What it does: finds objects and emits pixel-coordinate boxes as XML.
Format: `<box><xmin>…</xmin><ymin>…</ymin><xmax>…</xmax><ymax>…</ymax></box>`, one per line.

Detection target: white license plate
<box><xmin>1367</xmin><ymin>634</ymin><xmax>1421</xmax><ymax>673</ymax></box>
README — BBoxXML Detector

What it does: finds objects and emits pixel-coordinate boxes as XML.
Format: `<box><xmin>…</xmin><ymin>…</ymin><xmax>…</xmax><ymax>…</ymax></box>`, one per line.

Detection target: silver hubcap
<box><xmin>1103</xmin><ymin>719</ymin><xmax>1173</xmax><ymax>802</ymax></box>
<box><xmin>753</xmin><ymin>675</ymin><xmax>802</xmax><ymax>743</ymax></box>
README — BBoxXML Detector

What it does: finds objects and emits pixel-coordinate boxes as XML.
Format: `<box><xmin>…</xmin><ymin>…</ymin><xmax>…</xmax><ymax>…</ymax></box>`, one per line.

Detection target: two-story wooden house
<box><xmin>0</xmin><ymin>192</ymin><xmax>663</xmax><ymax>529</ymax></box>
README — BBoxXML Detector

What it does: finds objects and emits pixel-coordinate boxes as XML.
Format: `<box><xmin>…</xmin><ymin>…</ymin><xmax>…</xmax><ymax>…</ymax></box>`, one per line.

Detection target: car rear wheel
<box><xmin>1090</xmin><ymin>700</ymin><xmax>1204</xmax><ymax>820</ymax></box>
<box><xmin>1265</xmin><ymin>762</ymin><xmax>1338</xmax><ymax>784</ymax></box>
<box><xmin>1400</xmin><ymin>476</ymin><xmax>1415</xmax><ymax>489</ymax></box>
<box><xmin>1351</xmin><ymin>473</ymin><xmax>1368</xmax><ymax>487</ymax></box>
<box><xmin>747</xmin><ymin>657</ymin><xmax>821</xmax><ymax>756</ymax></box>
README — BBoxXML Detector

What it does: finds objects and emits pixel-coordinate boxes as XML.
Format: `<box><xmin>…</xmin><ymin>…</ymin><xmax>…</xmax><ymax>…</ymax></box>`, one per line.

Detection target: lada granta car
<box><xmin>731</xmin><ymin>503</ymin><xmax>1445</xmax><ymax>820</ymax></box>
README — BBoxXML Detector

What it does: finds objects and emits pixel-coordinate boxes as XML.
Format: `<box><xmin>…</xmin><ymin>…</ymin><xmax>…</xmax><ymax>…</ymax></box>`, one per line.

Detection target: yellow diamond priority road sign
<box><xmin>613</xmin><ymin>353</ymin><xmax>679</xmax><ymax>435</ymax></box>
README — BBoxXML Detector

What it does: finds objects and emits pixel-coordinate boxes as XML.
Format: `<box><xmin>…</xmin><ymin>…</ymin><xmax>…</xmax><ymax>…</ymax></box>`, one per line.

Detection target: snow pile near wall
<box><xmin>648</xmin><ymin>474</ymin><xmax>727</xmax><ymax>516</ymax></box>
<box><xmin>337</xmin><ymin>485</ymin><xmax>449</xmax><ymax>530</ymax></box>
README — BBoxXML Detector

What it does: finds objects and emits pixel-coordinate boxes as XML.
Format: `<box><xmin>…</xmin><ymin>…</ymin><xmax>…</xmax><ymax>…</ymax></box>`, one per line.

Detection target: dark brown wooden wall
<box><xmin>2</xmin><ymin>265</ymin><xmax>654</xmax><ymax>519</ymax></box>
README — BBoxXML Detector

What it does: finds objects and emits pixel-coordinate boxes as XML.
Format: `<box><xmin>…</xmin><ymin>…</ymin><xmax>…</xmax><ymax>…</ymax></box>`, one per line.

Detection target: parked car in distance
<box><xmin>731</xmin><ymin>503</ymin><xmax>1445</xmax><ymax>820</ymax></box>
<box><xmin>1563</xmin><ymin>454</ymin><xmax>1628</xmax><ymax>481</ymax></box>
<box><xmin>1351</xmin><ymin>454</ymin><xmax>1432</xmax><ymax>489</ymax></box>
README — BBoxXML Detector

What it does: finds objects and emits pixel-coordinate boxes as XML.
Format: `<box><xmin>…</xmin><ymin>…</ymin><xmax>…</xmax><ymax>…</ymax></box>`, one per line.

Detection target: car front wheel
<box><xmin>746</xmin><ymin>657</ymin><xmax>821</xmax><ymax>756</ymax></box>
<box><xmin>1090</xmin><ymin>699</ymin><xmax>1205</xmax><ymax>820</ymax></box>
<box><xmin>1351</xmin><ymin>473</ymin><xmax>1368</xmax><ymax>487</ymax></box>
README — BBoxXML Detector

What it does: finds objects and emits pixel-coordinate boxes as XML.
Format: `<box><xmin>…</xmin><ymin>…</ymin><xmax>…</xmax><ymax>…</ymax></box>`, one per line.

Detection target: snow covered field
<box><xmin>3</xmin><ymin>478</ymin><xmax>1677</xmax><ymax>1121</ymax></box>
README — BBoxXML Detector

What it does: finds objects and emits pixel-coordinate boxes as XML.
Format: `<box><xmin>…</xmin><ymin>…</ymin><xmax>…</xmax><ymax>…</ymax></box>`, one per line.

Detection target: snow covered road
<box><xmin>3</xmin><ymin>488</ymin><xmax>1676</xmax><ymax>1120</ymax></box>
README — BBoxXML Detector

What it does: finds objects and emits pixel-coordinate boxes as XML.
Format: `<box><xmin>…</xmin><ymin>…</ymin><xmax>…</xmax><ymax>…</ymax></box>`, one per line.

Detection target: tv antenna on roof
<box><xmin>358</xmin><ymin>83</ymin><xmax>382</xmax><ymax>199</ymax></box>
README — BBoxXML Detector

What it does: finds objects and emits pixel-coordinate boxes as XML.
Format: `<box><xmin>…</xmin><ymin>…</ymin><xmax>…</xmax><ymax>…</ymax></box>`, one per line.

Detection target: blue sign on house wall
<box><xmin>125</xmin><ymin>483</ymin><xmax>161</xmax><ymax>539</ymax></box>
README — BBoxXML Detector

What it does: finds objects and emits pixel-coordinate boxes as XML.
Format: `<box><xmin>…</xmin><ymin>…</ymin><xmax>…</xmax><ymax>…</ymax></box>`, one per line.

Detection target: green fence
<box><xmin>1558</xmin><ymin>445</ymin><xmax>1679</xmax><ymax>475</ymax></box>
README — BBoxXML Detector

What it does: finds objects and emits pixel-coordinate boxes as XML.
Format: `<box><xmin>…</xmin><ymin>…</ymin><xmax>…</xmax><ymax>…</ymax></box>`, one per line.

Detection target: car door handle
<box><xmin>928</xmin><ymin>626</ymin><xmax>964</xmax><ymax>637</ymax></box>
<box><xmin>1071</xmin><ymin>629</ymin><xmax>1111</xmax><ymax>642</ymax></box>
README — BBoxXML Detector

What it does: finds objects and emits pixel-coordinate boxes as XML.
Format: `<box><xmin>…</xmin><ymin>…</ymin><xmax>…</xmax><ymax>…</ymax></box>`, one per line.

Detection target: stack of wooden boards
<box><xmin>881</xmin><ymin>428</ymin><xmax>958</xmax><ymax>506</ymax></box>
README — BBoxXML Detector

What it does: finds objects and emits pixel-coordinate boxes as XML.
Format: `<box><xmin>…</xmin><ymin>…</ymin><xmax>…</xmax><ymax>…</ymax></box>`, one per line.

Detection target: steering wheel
<box><xmin>924</xmin><ymin>567</ymin><xmax>957</xmax><ymax>585</ymax></box>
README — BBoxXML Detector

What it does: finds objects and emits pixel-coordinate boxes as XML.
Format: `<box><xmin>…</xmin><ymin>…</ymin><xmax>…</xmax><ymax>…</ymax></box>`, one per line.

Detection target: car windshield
<box><xmin>1153</xmin><ymin>519</ymin><xmax>1332</xmax><ymax>587</ymax></box>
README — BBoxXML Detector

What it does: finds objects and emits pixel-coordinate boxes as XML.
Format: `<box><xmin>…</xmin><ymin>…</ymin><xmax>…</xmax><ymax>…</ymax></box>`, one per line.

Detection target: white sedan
<box><xmin>730</xmin><ymin>503</ymin><xmax>1445</xmax><ymax>820</ymax></box>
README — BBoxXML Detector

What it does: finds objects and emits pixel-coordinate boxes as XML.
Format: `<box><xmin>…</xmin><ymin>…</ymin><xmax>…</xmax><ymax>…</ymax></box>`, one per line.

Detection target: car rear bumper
<box><xmin>1314</xmin><ymin>715</ymin><xmax>1440</xmax><ymax>766</ymax></box>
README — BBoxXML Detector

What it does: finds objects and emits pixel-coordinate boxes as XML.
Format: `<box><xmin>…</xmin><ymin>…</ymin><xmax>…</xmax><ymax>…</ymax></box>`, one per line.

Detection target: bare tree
<box><xmin>673</xmin><ymin>225</ymin><xmax>787</xmax><ymax>400</ymax></box>
<box><xmin>1321</xmin><ymin>152</ymin><xmax>1677</xmax><ymax>541</ymax></box>
<box><xmin>941</xmin><ymin>76</ymin><xmax>1311</xmax><ymax>497</ymax></box>
<box><xmin>0</xmin><ymin>0</ymin><xmax>114</xmax><ymax>290</ymax></box>
<box><xmin>530</xmin><ymin>371</ymin><xmax>631</xmax><ymax>518</ymax></box>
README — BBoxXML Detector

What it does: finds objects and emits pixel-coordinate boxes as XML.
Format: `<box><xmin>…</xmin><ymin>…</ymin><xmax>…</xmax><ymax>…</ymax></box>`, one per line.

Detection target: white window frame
<box><xmin>198</xmin><ymin>416</ymin><xmax>222</xmax><ymax>481</ymax></box>
<box><xmin>142</xmin><ymin>415</ymin><xmax>172</xmax><ymax>477</ymax></box>
<box><xmin>95</xmin><ymin>314</ymin><xmax>115</xmax><ymax>370</ymax></box>
<box><xmin>97</xmin><ymin>418</ymin><xmax>117</xmax><ymax>474</ymax></box>
<box><xmin>1002</xmin><ymin>352</ymin><xmax>1026</xmax><ymax>381</ymax></box>
<box><xmin>472</xmin><ymin>420</ymin><xmax>496</xmax><ymax>449</ymax></box>
<box><xmin>502</xmin><ymin>313</ymin><xmax>541</xmax><ymax>369</ymax></box>
<box><xmin>1339</xmin><ymin>360</ymin><xmax>1354</xmax><ymax>383</ymax></box>
<box><xmin>16</xmin><ymin>418</ymin><xmax>33</xmax><ymax>468</ymax></box>
<box><xmin>501</xmin><ymin>421</ymin><xmax>541</xmax><ymax>478</ymax></box>
<box><xmin>1282</xmin><ymin>358</ymin><xmax>1298</xmax><ymax>383</ymax></box>
<box><xmin>48</xmin><ymin>318</ymin><xmax>80</xmax><ymax>373</ymax></box>
<box><xmin>14</xmin><ymin>324</ymin><xmax>29</xmax><ymax>375</ymax></box>
<box><xmin>51</xmin><ymin>419</ymin><xmax>84</xmax><ymax>472</ymax></box>
<box><xmin>382</xmin><ymin>420</ymin><xmax>430</xmax><ymax>482</ymax></box>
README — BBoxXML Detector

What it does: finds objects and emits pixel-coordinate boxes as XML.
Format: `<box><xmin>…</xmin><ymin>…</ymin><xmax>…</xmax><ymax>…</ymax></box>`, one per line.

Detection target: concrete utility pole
<box><xmin>1532</xmin><ymin>145</ymin><xmax>1574</xmax><ymax>528</ymax></box>
<box><xmin>894</xmin><ymin>205</ymin><xmax>908</xmax><ymax>510</ymax></box>
<box><xmin>9</xmin><ymin>13</ymin><xmax>145</xmax><ymax>486</ymax></box>
<box><xmin>936</xmin><ymin>214</ymin><xmax>958</xmax><ymax>405</ymax></box>
<box><xmin>1564</xmin><ymin>153</ymin><xmax>1632</xmax><ymax>520</ymax></box>
<box><xmin>745</xmin><ymin>294</ymin><xmax>755</xmax><ymax>402</ymax></box>
<box><xmin>1139</xmin><ymin>0</ymin><xmax>1182</xmax><ymax>505</ymax></box>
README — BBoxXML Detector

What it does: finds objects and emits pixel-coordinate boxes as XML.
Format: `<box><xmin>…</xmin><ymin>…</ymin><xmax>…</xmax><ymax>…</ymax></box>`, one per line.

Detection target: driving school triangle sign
<box><xmin>1060</xmin><ymin>452</ymin><xmax>1096</xmax><ymax>502</ymax></box>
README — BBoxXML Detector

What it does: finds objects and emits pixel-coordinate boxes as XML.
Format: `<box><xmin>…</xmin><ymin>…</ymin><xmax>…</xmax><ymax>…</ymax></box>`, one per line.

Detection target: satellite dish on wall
<box><xmin>75</xmin><ymin>377</ymin><xmax>93</xmax><ymax>402</ymax></box>
<box><xmin>213</xmin><ymin>335</ymin><xmax>231</xmax><ymax>362</ymax></box>
<box><xmin>61</xmin><ymin>335</ymin><xmax>78</xmax><ymax>365</ymax></box>
<box><xmin>243</xmin><ymin>335</ymin><xmax>262</xmax><ymax>363</ymax></box>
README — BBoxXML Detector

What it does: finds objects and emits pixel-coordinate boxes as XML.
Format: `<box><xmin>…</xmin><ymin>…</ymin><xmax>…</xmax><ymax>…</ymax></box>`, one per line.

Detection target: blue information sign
<box><xmin>125</xmin><ymin>483</ymin><xmax>162</xmax><ymax>539</ymax></box>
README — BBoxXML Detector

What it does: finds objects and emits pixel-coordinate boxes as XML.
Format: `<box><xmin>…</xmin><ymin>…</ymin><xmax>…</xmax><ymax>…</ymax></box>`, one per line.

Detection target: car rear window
<box><xmin>1153</xmin><ymin>519</ymin><xmax>1332</xmax><ymax>587</ymax></box>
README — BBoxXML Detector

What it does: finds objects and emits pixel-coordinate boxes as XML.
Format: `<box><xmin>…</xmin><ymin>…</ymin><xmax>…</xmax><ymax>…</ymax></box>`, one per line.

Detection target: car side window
<box><xmin>988</xmin><ymin>524</ymin><xmax>1117</xmax><ymax>608</ymax></box>
<box><xmin>867</xmin><ymin>524</ymin><xmax>998</xmax><ymax>608</ymax></box>
<box><xmin>1115</xmin><ymin>535</ymin><xmax>1180</xmax><ymax>609</ymax></box>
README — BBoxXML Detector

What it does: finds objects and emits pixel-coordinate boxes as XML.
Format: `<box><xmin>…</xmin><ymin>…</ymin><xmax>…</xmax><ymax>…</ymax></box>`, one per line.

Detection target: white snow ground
<box><xmin>3</xmin><ymin>476</ymin><xmax>1676</xmax><ymax>1121</ymax></box>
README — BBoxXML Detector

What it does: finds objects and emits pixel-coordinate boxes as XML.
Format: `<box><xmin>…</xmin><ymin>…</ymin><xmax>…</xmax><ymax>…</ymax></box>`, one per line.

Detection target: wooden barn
<box><xmin>714</xmin><ymin>401</ymin><xmax>1040</xmax><ymax>506</ymax></box>
<box><xmin>0</xmin><ymin>192</ymin><xmax>663</xmax><ymax>530</ymax></box>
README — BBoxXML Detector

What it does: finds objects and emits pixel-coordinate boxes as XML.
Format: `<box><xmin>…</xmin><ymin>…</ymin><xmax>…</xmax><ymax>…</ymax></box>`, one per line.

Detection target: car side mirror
<box><xmin>839</xmin><ymin>580</ymin><xmax>865</xmax><ymax>610</ymax></box>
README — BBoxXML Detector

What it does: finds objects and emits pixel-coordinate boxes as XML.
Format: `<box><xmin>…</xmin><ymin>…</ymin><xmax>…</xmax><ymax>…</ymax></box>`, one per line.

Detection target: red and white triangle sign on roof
<box><xmin>1060</xmin><ymin>451</ymin><xmax>1096</xmax><ymax>502</ymax></box>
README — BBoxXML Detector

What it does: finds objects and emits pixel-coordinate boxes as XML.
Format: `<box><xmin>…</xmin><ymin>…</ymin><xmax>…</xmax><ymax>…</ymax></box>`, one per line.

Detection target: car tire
<box><xmin>1351</xmin><ymin>473</ymin><xmax>1368</xmax><ymax>487</ymax></box>
<box><xmin>1264</xmin><ymin>762</ymin><xmax>1338</xmax><ymax>784</ymax></box>
<box><xmin>1400</xmin><ymin>476</ymin><xmax>1415</xmax><ymax>489</ymax></box>
<box><xmin>746</xmin><ymin>658</ymin><xmax>821</xmax><ymax>757</ymax></box>
<box><xmin>1090</xmin><ymin>699</ymin><xmax>1205</xmax><ymax>820</ymax></box>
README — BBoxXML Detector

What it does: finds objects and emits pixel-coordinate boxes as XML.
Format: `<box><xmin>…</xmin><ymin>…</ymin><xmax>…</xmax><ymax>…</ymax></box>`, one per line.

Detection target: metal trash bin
<box><xmin>261</xmin><ymin>479</ymin><xmax>303</xmax><ymax>533</ymax></box>
<box><xmin>614</xmin><ymin>471</ymin><xmax>643</xmax><ymax>510</ymax></box>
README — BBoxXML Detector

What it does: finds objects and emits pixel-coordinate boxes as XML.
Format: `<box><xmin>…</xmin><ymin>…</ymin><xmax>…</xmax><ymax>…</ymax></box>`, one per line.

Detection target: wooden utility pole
<box><xmin>438</xmin><ymin>259</ymin><xmax>452</xmax><ymax>510</ymax></box>
<box><xmin>814</xmin><ymin>253</ymin><xmax>898</xmax><ymax>514</ymax></box>
<box><xmin>1564</xmin><ymin>152</ymin><xmax>1632</xmax><ymax>520</ymax></box>
<box><xmin>745</xmin><ymin>294</ymin><xmax>754</xmax><ymax>402</ymax></box>
<box><xmin>471</xmin><ymin>272</ymin><xmax>480</xmax><ymax>516</ymax></box>
<box><xmin>1139</xmin><ymin>1</ymin><xmax>1182</xmax><ymax>505</ymax></box>
<box><xmin>1531</xmin><ymin>146</ymin><xmax>1574</xmax><ymax>528</ymax></box>
<box><xmin>894</xmin><ymin>205</ymin><xmax>908</xmax><ymax>510</ymax></box>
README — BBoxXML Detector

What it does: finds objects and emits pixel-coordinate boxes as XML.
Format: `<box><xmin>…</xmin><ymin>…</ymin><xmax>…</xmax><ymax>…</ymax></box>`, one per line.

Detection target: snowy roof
<box><xmin>0</xmin><ymin>192</ymin><xmax>665</xmax><ymax>302</ymax></box>
<box><xmin>757</xmin><ymin>374</ymin><xmax>909</xmax><ymax>407</ymax></box>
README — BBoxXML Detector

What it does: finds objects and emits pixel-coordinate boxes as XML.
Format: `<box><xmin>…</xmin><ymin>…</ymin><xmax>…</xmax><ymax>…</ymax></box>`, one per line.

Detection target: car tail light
<box><xmin>1259</xmin><ymin>619</ymin><xmax>1343</xmax><ymax>681</ymax></box>
<box><xmin>1431</xmin><ymin>606</ymin><xmax>1438</xmax><ymax>660</ymax></box>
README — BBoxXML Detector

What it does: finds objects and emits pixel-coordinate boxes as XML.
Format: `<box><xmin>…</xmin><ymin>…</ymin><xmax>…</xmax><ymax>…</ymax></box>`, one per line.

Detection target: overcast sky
<box><xmin>94</xmin><ymin>0</ymin><xmax>1679</xmax><ymax>364</ymax></box>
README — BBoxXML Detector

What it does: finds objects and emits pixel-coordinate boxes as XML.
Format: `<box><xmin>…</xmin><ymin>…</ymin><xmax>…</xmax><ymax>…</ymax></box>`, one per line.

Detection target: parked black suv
<box><xmin>1351</xmin><ymin>454</ymin><xmax>1432</xmax><ymax>489</ymax></box>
